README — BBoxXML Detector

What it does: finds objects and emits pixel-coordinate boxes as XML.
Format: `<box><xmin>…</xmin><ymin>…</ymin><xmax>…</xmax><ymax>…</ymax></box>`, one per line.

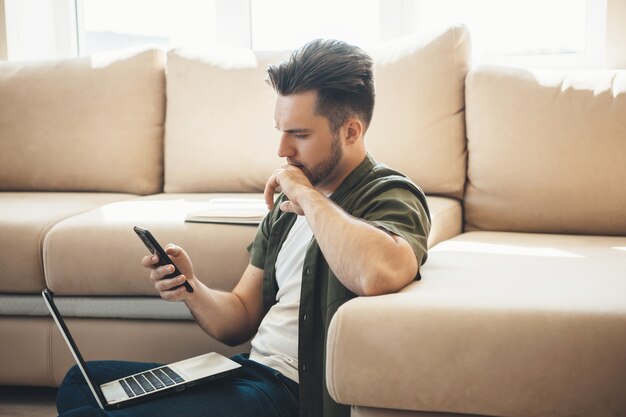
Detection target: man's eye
<box><xmin>293</xmin><ymin>134</ymin><xmax>308</xmax><ymax>139</ymax></box>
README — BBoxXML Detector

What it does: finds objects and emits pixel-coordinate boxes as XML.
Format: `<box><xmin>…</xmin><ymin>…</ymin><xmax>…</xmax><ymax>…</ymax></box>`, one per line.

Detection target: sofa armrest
<box><xmin>326</xmin><ymin>285</ymin><xmax>447</xmax><ymax>412</ymax></box>
<box><xmin>326</xmin><ymin>279</ymin><xmax>626</xmax><ymax>417</ymax></box>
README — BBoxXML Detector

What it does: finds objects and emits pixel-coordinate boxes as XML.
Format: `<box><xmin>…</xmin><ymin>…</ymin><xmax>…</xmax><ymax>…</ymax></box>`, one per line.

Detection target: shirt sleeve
<box><xmin>247</xmin><ymin>212</ymin><xmax>272</xmax><ymax>270</ymax></box>
<box><xmin>357</xmin><ymin>187</ymin><xmax>431</xmax><ymax>268</ymax></box>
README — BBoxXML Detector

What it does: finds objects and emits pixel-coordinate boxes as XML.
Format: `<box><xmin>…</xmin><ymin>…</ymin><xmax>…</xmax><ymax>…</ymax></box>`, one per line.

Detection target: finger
<box><xmin>165</xmin><ymin>245</ymin><xmax>181</xmax><ymax>257</ymax></box>
<box><xmin>141</xmin><ymin>255</ymin><xmax>150</xmax><ymax>267</ymax></box>
<box><xmin>280</xmin><ymin>200</ymin><xmax>304</xmax><ymax>215</ymax></box>
<box><xmin>155</xmin><ymin>275</ymin><xmax>187</xmax><ymax>292</ymax></box>
<box><xmin>264</xmin><ymin>174</ymin><xmax>279</xmax><ymax>209</ymax></box>
<box><xmin>150</xmin><ymin>264</ymin><xmax>175</xmax><ymax>282</ymax></box>
<box><xmin>160</xmin><ymin>284</ymin><xmax>187</xmax><ymax>301</ymax></box>
<box><xmin>141</xmin><ymin>255</ymin><xmax>159</xmax><ymax>268</ymax></box>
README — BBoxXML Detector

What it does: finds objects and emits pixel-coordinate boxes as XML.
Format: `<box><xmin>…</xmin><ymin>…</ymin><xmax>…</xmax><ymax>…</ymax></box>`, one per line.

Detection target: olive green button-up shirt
<box><xmin>249</xmin><ymin>154</ymin><xmax>431</xmax><ymax>417</ymax></box>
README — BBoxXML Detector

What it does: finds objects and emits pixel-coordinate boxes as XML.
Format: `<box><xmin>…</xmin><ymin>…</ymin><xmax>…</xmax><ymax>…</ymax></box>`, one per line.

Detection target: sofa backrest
<box><xmin>0</xmin><ymin>49</ymin><xmax>165</xmax><ymax>195</ymax></box>
<box><xmin>164</xmin><ymin>48</ymin><xmax>288</xmax><ymax>193</ymax></box>
<box><xmin>164</xmin><ymin>25</ymin><xmax>471</xmax><ymax>198</ymax></box>
<box><xmin>367</xmin><ymin>24</ymin><xmax>470</xmax><ymax>199</ymax></box>
<box><xmin>465</xmin><ymin>66</ymin><xmax>626</xmax><ymax>235</ymax></box>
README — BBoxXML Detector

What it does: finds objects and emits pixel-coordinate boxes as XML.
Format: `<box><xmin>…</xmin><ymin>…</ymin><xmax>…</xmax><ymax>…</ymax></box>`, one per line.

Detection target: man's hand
<box><xmin>264</xmin><ymin>164</ymin><xmax>316</xmax><ymax>215</ymax></box>
<box><xmin>140</xmin><ymin>244</ymin><xmax>198</xmax><ymax>302</ymax></box>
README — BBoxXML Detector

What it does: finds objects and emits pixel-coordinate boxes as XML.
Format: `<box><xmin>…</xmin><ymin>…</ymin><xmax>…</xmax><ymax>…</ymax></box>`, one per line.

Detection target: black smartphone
<box><xmin>133</xmin><ymin>226</ymin><xmax>194</xmax><ymax>293</ymax></box>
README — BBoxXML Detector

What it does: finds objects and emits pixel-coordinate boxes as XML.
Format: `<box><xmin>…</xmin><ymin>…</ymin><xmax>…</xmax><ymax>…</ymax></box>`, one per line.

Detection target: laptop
<box><xmin>42</xmin><ymin>288</ymin><xmax>241</xmax><ymax>410</ymax></box>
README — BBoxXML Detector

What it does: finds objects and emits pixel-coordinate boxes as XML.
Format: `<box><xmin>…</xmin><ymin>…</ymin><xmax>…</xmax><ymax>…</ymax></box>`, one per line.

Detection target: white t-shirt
<box><xmin>249</xmin><ymin>215</ymin><xmax>313</xmax><ymax>383</ymax></box>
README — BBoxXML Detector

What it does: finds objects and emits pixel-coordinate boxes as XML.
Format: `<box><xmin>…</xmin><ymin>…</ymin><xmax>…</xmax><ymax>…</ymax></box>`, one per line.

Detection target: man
<box><xmin>57</xmin><ymin>39</ymin><xmax>430</xmax><ymax>417</ymax></box>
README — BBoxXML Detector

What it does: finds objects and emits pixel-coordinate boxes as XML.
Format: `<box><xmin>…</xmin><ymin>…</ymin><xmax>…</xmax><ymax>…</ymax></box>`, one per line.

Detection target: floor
<box><xmin>0</xmin><ymin>386</ymin><xmax>58</xmax><ymax>417</ymax></box>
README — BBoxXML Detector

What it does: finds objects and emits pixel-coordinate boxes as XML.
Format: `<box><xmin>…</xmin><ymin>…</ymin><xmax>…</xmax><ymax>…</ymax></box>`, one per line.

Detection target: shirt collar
<box><xmin>328</xmin><ymin>153</ymin><xmax>376</xmax><ymax>205</ymax></box>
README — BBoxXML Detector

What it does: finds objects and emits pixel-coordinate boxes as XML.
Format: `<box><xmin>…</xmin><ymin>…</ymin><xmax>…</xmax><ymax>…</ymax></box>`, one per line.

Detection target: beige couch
<box><xmin>1</xmin><ymin>25</ymin><xmax>625</xmax><ymax>417</ymax></box>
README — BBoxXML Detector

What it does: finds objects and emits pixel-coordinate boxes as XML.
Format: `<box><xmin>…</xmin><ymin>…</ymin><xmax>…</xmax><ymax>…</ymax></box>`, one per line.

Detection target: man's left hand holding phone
<box><xmin>134</xmin><ymin>226</ymin><xmax>196</xmax><ymax>301</ymax></box>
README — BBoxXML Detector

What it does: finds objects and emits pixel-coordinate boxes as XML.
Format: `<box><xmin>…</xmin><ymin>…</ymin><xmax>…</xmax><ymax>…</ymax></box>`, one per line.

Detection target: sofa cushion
<box><xmin>43</xmin><ymin>194</ymin><xmax>454</xmax><ymax>295</ymax></box>
<box><xmin>465</xmin><ymin>66</ymin><xmax>626</xmax><ymax>235</ymax></box>
<box><xmin>0</xmin><ymin>49</ymin><xmax>165</xmax><ymax>195</ymax></box>
<box><xmin>366</xmin><ymin>25</ymin><xmax>470</xmax><ymax>199</ymax></box>
<box><xmin>424</xmin><ymin>196</ymin><xmax>462</xmax><ymax>248</ymax></box>
<box><xmin>0</xmin><ymin>192</ymin><xmax>133</xmax><ymax>293</ymax></box>
<box><xmin>327</xmin><ymin>231</ymin><xmax>626</xmax><ymax>417</ymax></box>
<box><xmin>164</xmin><ymin>25</ymin><xmax>471</xmax><ymax>198</ymax></box>
<box><xmin>164</xmin><ymin>49</ymin><xmax>288</xmax><ymax>193</ymax></box>
<box><xmin>44</xmin><ymin>194</ymin><xmax>262</xmax><ymax>295</ymax></box>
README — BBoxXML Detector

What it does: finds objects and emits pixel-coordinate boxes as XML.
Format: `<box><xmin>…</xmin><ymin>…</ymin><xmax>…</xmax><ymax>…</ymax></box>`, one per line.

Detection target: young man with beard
<box><xmin>57</xmin><ymin>39</ymin><xmax>430</xmax><ymax>417</ymax></box>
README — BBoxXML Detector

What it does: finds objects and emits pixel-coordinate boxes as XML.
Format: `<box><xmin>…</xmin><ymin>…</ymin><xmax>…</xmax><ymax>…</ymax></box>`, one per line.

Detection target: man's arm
<box><xmin>142</xmin><ymin>248</ymin><xmax>265</xmax><ymax>347</ymax></box>
<box><xmin>300</xmin><ymin>189</ymin><xmax>418</xmax><ymax>296</ymax></box>
<box><xmin>265</xmin><ymin>165</ymin><xmax>419</xmax><ymax>297</ymax></box>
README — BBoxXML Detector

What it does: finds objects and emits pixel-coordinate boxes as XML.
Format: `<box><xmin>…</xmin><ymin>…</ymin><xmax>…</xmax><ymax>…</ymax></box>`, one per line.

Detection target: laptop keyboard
<box><xmin>119</xmin><ymin>367</ymin><xmax>185</xmax><ymax>397</ymax></box>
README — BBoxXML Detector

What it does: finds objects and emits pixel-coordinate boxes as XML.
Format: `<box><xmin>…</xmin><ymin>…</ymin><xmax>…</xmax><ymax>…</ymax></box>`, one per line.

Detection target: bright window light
<box><xmin>5</xmin><ymin>0</ymin><xmax>605</xmax><ymax>69</ymax></box>
<box><xmin>79</xmin><ymin>0</ymin><xmax>217</xmax><ymax>54</ymax></box>
<box><xmin>414</xmin><ymin>0</ymin><xmax>591</xmax><ymax>66</ymax></box>
<box><xmin>250</xmin><ymin>0</ymin><xmax>380</xmax><ymax>51</ymax></box>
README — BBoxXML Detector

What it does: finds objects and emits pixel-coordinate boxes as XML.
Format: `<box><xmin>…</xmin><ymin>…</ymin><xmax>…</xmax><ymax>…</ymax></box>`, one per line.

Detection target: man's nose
<box><xmin>277</xmin><ymin>133</ymin><xmax>295</xmax><ymax>158</ymax></box>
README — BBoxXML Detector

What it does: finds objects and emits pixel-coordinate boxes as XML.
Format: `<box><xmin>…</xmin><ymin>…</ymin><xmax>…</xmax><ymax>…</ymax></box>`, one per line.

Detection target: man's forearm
<box><xmin>183</xmin><ymin>284</ymin><xmax>256</xmax><ymax>346</ymax></box>
<box><xmin>299</xmin><ymin>189</ymin><xmax>418</xmax><ymax>296</ymax></box>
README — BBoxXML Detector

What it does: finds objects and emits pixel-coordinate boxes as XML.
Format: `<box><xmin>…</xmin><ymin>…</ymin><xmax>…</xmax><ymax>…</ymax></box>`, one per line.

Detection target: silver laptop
<box><xmin>42</xmin><ymin>289</ymin><xmax>241</xmax><ymax>410</ymax></box>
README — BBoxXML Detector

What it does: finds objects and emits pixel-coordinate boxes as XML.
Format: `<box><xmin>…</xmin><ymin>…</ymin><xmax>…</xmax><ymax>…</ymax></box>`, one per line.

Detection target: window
<box><xmin>78</xmin><ymin>0</ymin><xmax>217</xmax><ymax>55</ymax></box>
<box><xmin>1</xmin><ymin>0</ymin><xmax>609</xmax><ymax>68</ymax></box>
<box><xmin>3</xmin><ymin>0</ymin><xmax>77</xmax><ymax>61</ymax></box>
<box><xmin>412</xmin><ymin>0</ymin><xmax>606</xmax><ymax>68</ymax></box>
<box><xmin>416</xmin><ymin>0</ymin><xmax>587</xmax><ymax>56</ymax></box>
<box><xmin>249</xmin><ymin>0</ymin><xmax>380</xmax><ymax>50</ymax></box>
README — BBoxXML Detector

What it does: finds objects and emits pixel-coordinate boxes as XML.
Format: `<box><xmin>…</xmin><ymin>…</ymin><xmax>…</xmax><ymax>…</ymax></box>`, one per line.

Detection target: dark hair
<box><xmin>267</xmin><ymin>39</ymin><xmax>375</xmax><ymax>133</ymax></box>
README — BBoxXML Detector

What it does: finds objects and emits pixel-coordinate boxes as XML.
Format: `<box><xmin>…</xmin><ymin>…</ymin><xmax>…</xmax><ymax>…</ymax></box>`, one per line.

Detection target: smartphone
<box><xmin>133</xmin><ymin>226</ymin><xmax>194</xmax><ymax>293</ymax></box>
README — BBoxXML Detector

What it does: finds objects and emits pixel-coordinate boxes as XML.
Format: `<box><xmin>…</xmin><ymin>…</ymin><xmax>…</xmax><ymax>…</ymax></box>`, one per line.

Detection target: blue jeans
<box><xmin>56</xmin><ymin>354</ymin><xmax>299</xmax><ymax>417</ymax></box>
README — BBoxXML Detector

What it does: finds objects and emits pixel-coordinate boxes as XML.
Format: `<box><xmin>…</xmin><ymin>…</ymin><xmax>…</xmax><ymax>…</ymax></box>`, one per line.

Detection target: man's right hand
<box><xmin>141</xmin><ymin>244</ymin><xmax>198</xmax><ymax>302</ymax></box>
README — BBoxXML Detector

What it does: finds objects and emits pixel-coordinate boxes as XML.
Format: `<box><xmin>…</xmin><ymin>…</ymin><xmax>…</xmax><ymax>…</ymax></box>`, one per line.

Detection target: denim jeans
<box><xmin>56</xmin><ymin>354</ymin><xmax>299</xmax><ymax>417</ymax></box>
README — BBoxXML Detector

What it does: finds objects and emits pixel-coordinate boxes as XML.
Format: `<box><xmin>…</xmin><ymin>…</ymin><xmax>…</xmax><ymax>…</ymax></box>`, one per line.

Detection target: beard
<box><xmin>298</xmin><ymin>133</ymin><xmax>343</xmax><ymax>186</ymax></box>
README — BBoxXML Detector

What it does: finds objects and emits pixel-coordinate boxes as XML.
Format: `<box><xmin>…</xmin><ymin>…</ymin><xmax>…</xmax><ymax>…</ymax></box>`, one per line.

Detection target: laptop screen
<box><xmin>42</xmin><ymin>289</ymin><xmax>108</xmax><ymax>410</ymax></box>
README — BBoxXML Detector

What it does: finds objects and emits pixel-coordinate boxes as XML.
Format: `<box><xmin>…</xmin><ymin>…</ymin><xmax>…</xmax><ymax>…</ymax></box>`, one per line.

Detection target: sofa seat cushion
<box><xmin>327</xmin><ymin>231</ymin><xmax>626</xmax><ymax>417</ymax></box>
<box><xmin>0</xmin><ymin>192</ymin><xmax>134</xmax><ymax>293</ymax></box>
<box><xmin>44</xmin><ymin>194</ymin><xmax>456</xmax><ymax>295</ymax></box>
<box><xmin>44</xmin><ymin>193</ymin><xmax>264</xmax><ymax>295</ymax></box>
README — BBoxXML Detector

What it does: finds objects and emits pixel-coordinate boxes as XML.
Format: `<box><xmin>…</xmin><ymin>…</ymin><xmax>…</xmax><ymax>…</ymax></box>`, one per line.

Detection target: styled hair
<box><xmin>267</xmin><ymin>39</ymin><xmax>375</xmax><ymax>133</ymax></box>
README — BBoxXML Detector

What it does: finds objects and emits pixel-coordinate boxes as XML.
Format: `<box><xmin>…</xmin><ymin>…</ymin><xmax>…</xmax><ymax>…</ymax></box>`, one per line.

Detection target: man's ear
<box><xmin>343</xmin><ymin>117</ymin><xmax>363</xmax><ymax>145</ymax></box>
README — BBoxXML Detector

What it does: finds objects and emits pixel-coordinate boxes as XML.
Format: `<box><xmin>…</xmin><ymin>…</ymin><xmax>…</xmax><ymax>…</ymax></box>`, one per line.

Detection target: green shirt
<box><xmin>249</xmin><ymin>154</ymin><xmax>431</xmax><ymax>417</ymax></box>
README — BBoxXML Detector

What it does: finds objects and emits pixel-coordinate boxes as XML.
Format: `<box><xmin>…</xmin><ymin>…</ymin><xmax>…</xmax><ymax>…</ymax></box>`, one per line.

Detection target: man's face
<box><xmin>274</xmin><ymin>91</ymin><xmax>343</xmax><ymax>187</ymax></box>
